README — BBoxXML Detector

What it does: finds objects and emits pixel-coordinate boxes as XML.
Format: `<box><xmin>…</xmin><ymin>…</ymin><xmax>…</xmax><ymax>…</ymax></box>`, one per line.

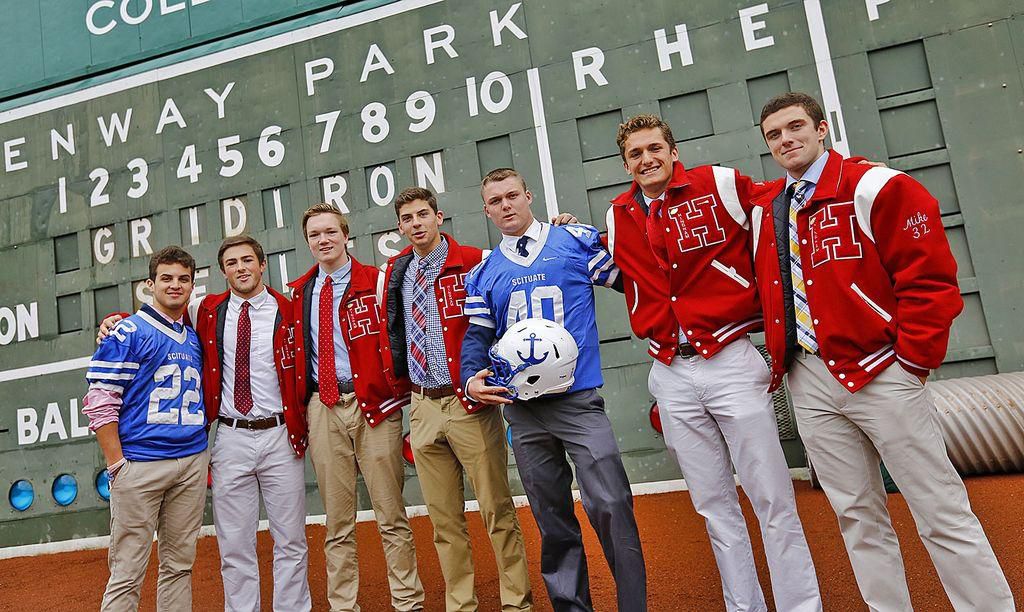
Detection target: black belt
<box><xmin>411</xmin><ymin>383</ymin><xmax>455</xmax><ymax>399</ymax></box>
<box><xmin>676</xmin><ymin>343</ymin><xmax>699</xmax><ymax>358</ymax></box>
<box><xmin>313</xmin><ymin>379</ymin><xmax>355</xmax><ymax>395</ymax></box>
<box><xmin>218</xmin><ymin>414</ymin><xmax>284</xmax><ymax>430</ymax></box>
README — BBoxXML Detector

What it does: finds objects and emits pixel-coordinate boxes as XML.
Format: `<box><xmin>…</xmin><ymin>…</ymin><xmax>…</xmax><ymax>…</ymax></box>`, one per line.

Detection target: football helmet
<box><xmin>487</xmin><ymin>317</ymin><xmax>579</xmax><ymax>400</ymax></box>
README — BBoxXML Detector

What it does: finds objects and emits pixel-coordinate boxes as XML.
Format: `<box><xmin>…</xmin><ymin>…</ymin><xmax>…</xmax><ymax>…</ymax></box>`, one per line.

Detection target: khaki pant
<box><xmin>790</xmin><ymin>355</ymin><xmax>1014</xmax><ymax>612</ymax></box>
<box><xmin>409</xmin><ymin>393</ymin><xmax>532</xmax><ymax>612</ymax></box>
<box><xmin>101</xmin><ymin>449</ymin><xmax>210</xmax><ymax>612</ymax></box>
<box><xmin>306</xmin><ymin>392</ymin><xmax>423</xmax><ymax>612</ymax></box>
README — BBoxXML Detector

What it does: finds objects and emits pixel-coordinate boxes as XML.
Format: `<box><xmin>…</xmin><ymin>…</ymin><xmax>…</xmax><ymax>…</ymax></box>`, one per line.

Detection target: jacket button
<box><xmin>774</xmin><ymin>319</ymin><xmax>780</xmax><ymax>324</ymax></box>
<box><xmin>456</xmin><ymin>387</ymin><xmax>462</xmax><ymax>393</ymax></box>
<box><xmin>847</xmin><ymin>382</ymin><xmax>854</xmax><ymax>388</ymax></box>
<box><xmin>701</xmin><ymin>349</ymin><xmax>708</xmax><ymax>355</ymax></box>
<box><xmin>209</xmin><ymin>340</ymin><xmax>213</xmax><ymax>344</ymax></box>
<box><xmin>448</xmin><ymin>357</ymin><xmax>453</xmax><ymax>362</ymax></box>
<box><xmin>807</xmin><ymin>279</ymin><xmax>814</xmax><ymax>286</ymax></box>
<box><xmin>212</xmin><ymin>368</ymin><xmax>217</xmax><ymax>372</ymax></box>
<box><xmin>687</xmin><ymin>330</ymin><xmax>693</xmax><ymax>336</ymax></box>
<box><xmin>353</xmin><ymin>373</ymin><xmax>359</xmax><ymax>378</ymax></box>
<box><xmin>672</xmin><ymin>264</ymin><xmax>678</xmax><ymax>269</ymax></box>
<box><xmin>361</xmin><ymin>402</ymin><xmax>366</xmax><ymax>407</ymax></box>
<box><xmin>671</xmin><ymin>297</ymin><xmax>677</xmax><ymax>302</ymax></box>
<box><xmin>443</xmin><ymin>326</ymin><xmax>448</xmax><ymax>331</ymax></box>
<box><xmin>828</xmin><ymin>360</ymin><xmax>836</xmax><ymax>366</ymax></box>
<box><xmin>694</xmin><ymin>341</ymin><xmax>701</xmax><ymax>347</ymax></box>
<box><xmin>839</xmin><ymin>373</ymin><xmax>846</xmax><ymax>379</ymax></box>
<box><xmin>774</xmin><ymin>280</ymin><xmax>779</xmax><ymax>285</ymax></box>
<box><xmin>813</xmin><ymin>318</ymin><xmax>819</xmax><ymax>325</ymax></box>
<box><xmin>801</xmin><ymin>239</ymin><xmax>807</xmax><ymax>245</ymax></box>
<box><xmin>369</xmin><ymin>418</ymin><xmax>375</xmax><ymax>424</ymax></box>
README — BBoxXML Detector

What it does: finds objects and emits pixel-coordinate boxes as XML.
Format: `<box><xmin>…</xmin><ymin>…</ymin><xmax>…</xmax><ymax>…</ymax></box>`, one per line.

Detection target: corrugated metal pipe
<box><xmin>928</xmin><ymin>372</ymin><xmax>1024</xmax><ymax>475</ymax></box>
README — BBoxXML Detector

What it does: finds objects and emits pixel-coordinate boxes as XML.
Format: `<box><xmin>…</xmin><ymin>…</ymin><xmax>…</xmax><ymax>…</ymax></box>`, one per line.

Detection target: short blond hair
<box><xmin>616</xmin><ymin>114</ymin><xmax>676</xmax><ymax>160</ymax></box>
<box><xmin>480</xmin><ymin>167</ymin><xmax>528</xmax><ymax>197</ymax></box>
<box><xmin>301</xmin><ymin>203</ymin><xmax>349</xmax><ymax>236</ymax></box>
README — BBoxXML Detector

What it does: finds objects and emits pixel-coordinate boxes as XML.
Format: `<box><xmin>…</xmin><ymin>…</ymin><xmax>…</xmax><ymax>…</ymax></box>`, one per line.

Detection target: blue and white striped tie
<box><xmin>789</xmin><ymin>180</ymin><xmax>818</xmax><ymax>353</ymax></box>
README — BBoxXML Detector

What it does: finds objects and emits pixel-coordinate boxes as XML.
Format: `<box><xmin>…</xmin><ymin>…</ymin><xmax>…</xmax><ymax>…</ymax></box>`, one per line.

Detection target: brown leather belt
<box><xmin>411</xmin><ymin>383</ymin><xmax>455</xmax><ymax>399</ymax></box>
<box><xmin>313</xmin><ymin>379</ymin><xmax>356</xmax><ymax>395</ymax></box>
<box><xmin>676</xmin><ymin>343</ymin><xmax>699</xmax><ymax>358</ymax></box>
<box><xmin>218</xmin><ymin>414</ymin><xmax>284</xmax><ymax>430</ymax></box>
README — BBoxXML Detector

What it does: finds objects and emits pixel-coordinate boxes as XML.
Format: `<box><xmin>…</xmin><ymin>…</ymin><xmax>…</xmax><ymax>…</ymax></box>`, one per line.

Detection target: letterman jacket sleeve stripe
<box><xmin>712</xmin><ymin>166</ymin><xmax>748</xmax><ymax>230</ymax></box>
<box><xmin>605</xmin><ymin>206</ymin><xmax>616</xmax><ymax>256</ymax></box>
<box><xmin>854</xmin><ymin>167</ymin><xmax>903</xmax><ymax>243</ymax></box>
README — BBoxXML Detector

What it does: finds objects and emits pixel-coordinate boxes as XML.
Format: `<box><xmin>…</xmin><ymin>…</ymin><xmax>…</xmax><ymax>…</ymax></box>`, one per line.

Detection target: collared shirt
<box><xmin>402</xmin><ymin>237</ymin><xmax>453</xmax><ymax>388</ymax></box>
<box><xmin>220</xmin><ymin>288</ymin><xmax>283</xmax><ymax>418</ymax></box>
<box><xmin>641</xmin><ymin>191</ymin><xmax>688</xmax><ymax>345</ymax></box>
<box><xmin>499</xmin><ymin>218</ymin><xmax>542</xmax><ymax>258</ymax></box>
<box><xmin>310</xmin><ymin>259</ymin><xmax>353</xmax><ymax>382</ymax></box>
<box><xmin>785</xmin><ymin>150</ymin><xmax>829</xmax><ymax>202</ymax></box>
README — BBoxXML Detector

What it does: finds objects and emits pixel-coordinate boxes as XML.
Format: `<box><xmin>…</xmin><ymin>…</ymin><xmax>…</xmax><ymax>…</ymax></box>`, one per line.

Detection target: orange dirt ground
<box><xmin>0</xmin><ymin>474</ymin><xmax>1020</xmax><ymax>611</ymax></box>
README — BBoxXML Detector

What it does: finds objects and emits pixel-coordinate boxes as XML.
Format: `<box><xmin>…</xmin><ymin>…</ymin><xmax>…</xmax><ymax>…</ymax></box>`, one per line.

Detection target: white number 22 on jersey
<box><xmin>147</xmin><ymin>364</ymin><xmax>204</xmax><ymax>425</ymax></box>
<box><xmin>506</xmin><ymin>285</ymin><xmax>564</xmax><ymax>328</ymax></box>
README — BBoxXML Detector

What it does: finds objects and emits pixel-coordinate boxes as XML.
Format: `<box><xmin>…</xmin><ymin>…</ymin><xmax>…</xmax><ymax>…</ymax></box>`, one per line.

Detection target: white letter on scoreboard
<box><xmin>69</xmin><ymin>398</ymin><xmax>90</xmax><ymax>439</ymax></box>
<box><xmin>51</xmin><ymin>124</ymin><xmax>77</xmax><ymax>161</ymax></box>
<box><xmin>204</xmin><ymin>82</ymin><xmax>235</xmax><ymax>119</ymax></box>
<box><xmin>222</xmin><ymin>198</ymin><xmax>247</xmax><ymax>237</ymax></box>
<box><xmin>155</xmin><ymin>97</ymin><xmax>187</xmax><ymax>134</ymax></box>
<box><xmin>86</xmin><ymin>1</ymin><xmax>116</xmax><ymax>36</ymax></box>
<box><xmin>369</xmin><ymin>166</ymin><xmax>396</xmax><ymax>207</ymax></box>
<box><xmin>490</xmin><ymin>3</ymin><xmax>527</xmax><ymax>46</ymax></box>
<box><xmin>361</xmin><ymin>43</ymin><xmax>396</xmax><ymax>83</ymax></box>
<box><xmin>130</xmin><ymin>217</ymin><xmax>153</xmax><ymax>258</ymax></box>
<box><xmin>304</xmin><ymin>57</ymin><xmax>334</xmax><ymax>96</ymax></box>
<box><xmin>424</xmin><ymin>24</ymin><xmax>458</xmax><ymax>65</ymax></box>
<box><xmin>97</xmin><ymin>108</ymin><xmax>133</xmax><ymax>147</ymax></box>
<box><xmin>655</xmin><ymin>24</ymin><xmax>694</xmax><ymax>71</ymax></box>
<box><xmin>94</xmin><ymin>227</ymin><xmax>115</xmax><ymax>265</ymax></box>
<box><xmin>415</xmin><ymin>152</ymin><xmax>445</xmax><ymax>194</ymax></box>
<box><xmin>322</xmin><ymin>175</ymin><xmax>350</xmax><ymax>213</ymax></box>
<box><xmin>378</xmin><ymin>232</ymin><xmax>402</xmax><ymax>259</ymax></box>
<box><xmin>572</xmin><ymin>48</ymin><xmax>608</xmax><ymax>91</ymax></box>
<box><xmin>739</xmin><ymin>4</ymin><xmax>775</xmax><ymax>51</ymax></box>
<box><xmin>866</xmin><ymin>0</ymin><xmax>891</xmax><ymax>20</ymax></box>
<box><xmin>4</xmin><ymin>138</ymin><xmax>28</xmax><ymax>172</ymax></box>
<box><xmin>40</xmin><ymin>402</ymin><xmax>69</xmax><ymax>443</ymax></box>
<box><xmin>15</xmin><ymin>302</ymin><xmax>39</xmax><ymax>342</ymax></box>
<box><xmin>17</xmin><ymin>408</ymin><xmax>39</xmax><ymax>445</ymax></box>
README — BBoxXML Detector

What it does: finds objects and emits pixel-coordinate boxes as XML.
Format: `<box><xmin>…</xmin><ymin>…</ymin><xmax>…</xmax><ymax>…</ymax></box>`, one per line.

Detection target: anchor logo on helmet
<box><xmin>517</xmin><ymin>333</ymin><xmax>549</xmax><ymax>366</ymax></box>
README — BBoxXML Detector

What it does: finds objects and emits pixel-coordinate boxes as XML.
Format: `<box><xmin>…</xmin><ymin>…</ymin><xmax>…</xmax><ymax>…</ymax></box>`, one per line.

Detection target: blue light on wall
<box><xmin>9</xmin><ymin>480</ymin><xmax>34</xmax><ymax>511</ymax></box>
<box><xmin>96</xmin><ymin>471</ymin><xmax>111</xmax><ymax>501</ymax></box>
<box><xmin>52</xmin><ymin>474</ymin><xmax>78</xmax><ymax>506</ymax></box>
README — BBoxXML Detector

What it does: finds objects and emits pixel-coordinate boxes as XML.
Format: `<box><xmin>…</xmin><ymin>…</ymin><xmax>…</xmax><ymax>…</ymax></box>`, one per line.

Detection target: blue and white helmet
<box><xmin>487</xmin><ymin>318</ymin><xmax>578</xmax><ymax>400</ymax></box>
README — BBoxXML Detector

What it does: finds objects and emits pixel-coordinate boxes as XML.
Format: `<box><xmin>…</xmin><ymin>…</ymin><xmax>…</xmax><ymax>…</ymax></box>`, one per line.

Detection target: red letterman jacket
<box><xmin>288</xmin><ymin>257</ymin><xmax>409</xmax><ymax>427</ymax></box>
<box><xmin>607</xmin><ymin>161</ymin><xmax>764</xmax><ymax>364</ymax></box>
<box><xmin>195</xmin><ymin>288</ymin><xmax>307</xmax><ymax>457</ymax></box>
<box><xmin>379</xmin><ymin>234</ymin><xmax>485</xmax><ymax>413</ymax></box>
<box><xmin>750</xmin><ymin>150</ymin><xmax>962</xmax><ymax>393</ymax></box>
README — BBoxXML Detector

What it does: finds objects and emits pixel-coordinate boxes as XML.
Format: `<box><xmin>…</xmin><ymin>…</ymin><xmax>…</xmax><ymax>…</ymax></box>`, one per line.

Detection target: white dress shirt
<box><xmin>499</xmin><ymin>218</ymin><xmax>543</xmax><ymax>257</ymax></box>
<box><xmin>220</xmin><ymin>288</ymin><xmax>284</xmax><ymax>419</ymax></box>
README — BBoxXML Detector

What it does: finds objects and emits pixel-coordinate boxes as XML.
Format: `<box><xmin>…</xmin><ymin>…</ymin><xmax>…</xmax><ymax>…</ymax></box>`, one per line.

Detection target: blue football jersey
<box><xmin>86</xmin><ymin>304</ymin><xmax>207</xmax><ymax>461</ymax></box>
<box><xmin>464</xmin><ymin>223</ymin><xmax>618</xmax><ymax>393</ymax></box>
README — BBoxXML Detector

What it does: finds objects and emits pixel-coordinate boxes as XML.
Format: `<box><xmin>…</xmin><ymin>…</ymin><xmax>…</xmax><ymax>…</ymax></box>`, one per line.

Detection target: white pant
<box><xmin>649</xmin><ymin>337</ymin><xmax>821</xmax><ymax>612</ymax></box>
<box><xmin>789</xmin><ymin>354</ymin><xmax>1014</xmax><ymax>612</ymax></box>
<box><xmin>211</xmin><ymin>422</ymin><xmax>311</xmax><ymax>612</ymax></box>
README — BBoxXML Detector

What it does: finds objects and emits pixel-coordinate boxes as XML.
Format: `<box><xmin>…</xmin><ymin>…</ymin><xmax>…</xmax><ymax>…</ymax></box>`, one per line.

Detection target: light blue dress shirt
<box><xmin>310</xmin><ymin>259</ymin><xmax>353</xmax><ymax>383</ymax></box>
<box><xmin>785</xmin><ymin>150</ymin><xmax>830</xmax><ymax>201</ymax></box>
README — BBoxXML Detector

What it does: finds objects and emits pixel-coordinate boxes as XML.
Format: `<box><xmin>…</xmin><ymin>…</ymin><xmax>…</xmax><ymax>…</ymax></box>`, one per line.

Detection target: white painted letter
<box><xmin>655</xmin><ymin>24</ymin><xmax>694</xmax><ymax>71</ymax></box>
<box><xmin>94</xmin><ymin>227</ymin><xmax>115</xmax><ymax>265</ymax></box>
<box><xmin>866</xmin><ymin>0</ymin><xmax>891</xmax><ymax>20</ymax></box>
<box><xmin>16</xmin><ymin>408</ymin><xmax>39</xmax><ymax>445</ymax></box>
<box><xmin>378</xmin><ymin>232</ymin><xmax>402</xmax><ymax>258</ymax></box>
<box><xmin>414</xmin><ymin>152</ymin><xmax>445</xmax><ymax>194</ymax></box>
<box><xmin>321</xmin><ymin>175</ymin><xmax>350</xmax><ymax>213</ymax></box>
<box><xmin>130</xmin><ymin>218</ymin><xmax>153</xmax><ymax>258</ymax></box>
<box><xmin>490</xmin><ymin>3</ymin><xmax>527</xmax><ymax>46</ymax></box>
<box><xmin>50</xmin><ymin>124</ymin><xmax>76</xmax><ymax>161</ymax></box>
<box><xmin>739</xmin><ymin>4</ymin><xmax>775</xmax><ymax>51</ymax></box>
<box><xmin>304</xmin><ymin>57</ymin><xmax>334</xmax><ymax>96</ymax></box>
<box><xmin>0</xmin><ymin>308</ymin><xmax>16</xmax><ymax>345</ymax></box>
<box><xmin>360</xmin><ymin>44</ymin><xmax>395</xmax><ymax>83</ymax></box>
<box><xmin>369</xmin><ymin>166</ymin><xmax>396</xmax><ymax>207</ymax></box>
<box><xmin>204</xmin><ymin>82</ymin><xmax>235</xmax><ymax>119</ymax></box>
<box><xmin>186</xmin><ymin>206</ymin><xmax>201</xmax><ymax>245</ymax></box>
<box><xmin>40</xmin><ymin>402</ymin><xmax>69</xmax><ymax>442</ymax></box>
<box><xmin>572</xmin><ymin>47</ymin><xmax>608</xmax><ymax>91</ymax></box>
<box><xmin>86</xmin><ymin>1</ymin><xmax>116</xmax><ymax>36</ymax></box>
<box><xmin>424</xmin><ymin>24</ymin><xmax>458</xmax><ymax>65</ymax></box>
<box><xmin>156</xmin><ymin>98</ymin><xmax>187</xmax><ymax>134</ymax></box>
<box><xmin>160</xmin><ymin>0</ymin><xmax>185</xmax><ymax>14</ymax></box>
<box><xmin>97</xmin><ymin>108</ymin><xmax>133</xmax><ymax>146</ymax></box>
<box><xmin>15</xmin><ymin>302</ymin><xmax>38</xmax><ymax>342</ymax></box>
<box><xmin>4</xmin><ymin>138</ymin><xmax>28</xmax><ymax>172</ymax></box>
<box><xmin>120</xmin><ymin>0</ymin><xmax>152</xmax><ymax>25</ymax></box>
<box><xmin>222</xmin><ymin>198</ymin><xmax>247</xmax><ymax>237</ymax></box>
<box><xmin>69</xmin><ymin>398</ymin><xmax>90</xmax><ymax>439</ymax></box>
<box><xmin>467</xmin><ymin>71</ymin><xmax>513</xmax><ymax>117</ymax></box>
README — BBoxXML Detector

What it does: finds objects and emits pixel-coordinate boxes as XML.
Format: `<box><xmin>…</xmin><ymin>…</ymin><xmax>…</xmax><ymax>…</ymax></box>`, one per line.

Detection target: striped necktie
<box><xmin>407</xmin><ymin>258</ymin><xmax>430</xmax><ymax>384</ymax></box>
<box><xmin>788</xmin><ymin>180</ymin><xmax>818</xmax><ymax>353</ymax></box>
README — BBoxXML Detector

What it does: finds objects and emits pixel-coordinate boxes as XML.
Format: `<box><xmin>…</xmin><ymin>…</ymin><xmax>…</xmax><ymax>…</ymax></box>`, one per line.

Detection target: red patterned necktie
<box><xmin>234</xmin><ymin>301</ymin><xmax>253</xmax><ymax>415</ymax></box>
<box><xmin>318</xmin><ymin>276</ymin><xmax>340</xmax><ymax>406</ymax></box>
<box><xmin>645</xmin><ymin>198</ymin><xmax>670</xmax><ymax>269</ymax></box>
<box><xmin>407</xmin><ymin>260</ymin><xmax>430</xmax><ymax>382</ymax></box>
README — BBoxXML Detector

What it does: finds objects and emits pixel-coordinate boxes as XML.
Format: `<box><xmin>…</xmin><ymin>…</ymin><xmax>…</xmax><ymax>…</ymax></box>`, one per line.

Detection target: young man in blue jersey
<box><xmin>461</xmin><ymin>168</ymin><xmax>647</xmax><ymax>612</ymax></box>
<box><xmin>83</xmin><ymin>246</ymin><xmax>210</xmax><ymax>612</ymax></box>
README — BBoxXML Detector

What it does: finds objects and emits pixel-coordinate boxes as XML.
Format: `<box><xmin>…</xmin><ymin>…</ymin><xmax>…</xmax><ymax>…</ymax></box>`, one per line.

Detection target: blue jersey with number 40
<box><xmin>464</xmin><ymin>223</ymin><xmax>618</xmax><ymax>393</ymax></box>
<box><xmin>86</xmin><ymin>304</ymin><xmax>207</xmax><ymax>461</ymax></box>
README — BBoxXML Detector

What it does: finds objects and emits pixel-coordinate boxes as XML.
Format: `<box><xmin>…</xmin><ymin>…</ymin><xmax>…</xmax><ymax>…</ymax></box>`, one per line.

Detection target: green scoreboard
<box><xmin>1</xmin><ymin>0</ymin><xmax>1022</xmax><ymax>546</ymax></box>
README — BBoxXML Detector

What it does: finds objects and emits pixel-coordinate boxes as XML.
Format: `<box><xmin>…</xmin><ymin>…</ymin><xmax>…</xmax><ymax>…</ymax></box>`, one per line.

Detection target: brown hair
<box><xmin>217</xmin><ymin>235</ymin><xmax>266</xmax><ymax>271</ymax></box>
<box><xmin>301</xmin><ymin>203</ymin><xmax>349</xmax><ymax>236</ymax></box>
<box><xmin>480</xmin><ymin>168</ymin><xmax>528</xmax><ymax>197</ymax></box>
<box><xmin>759</xmin><ymin>92</ymin><xmax>826</xmax><ymax>130</ymax></box>
<box><xmin>616</xmin><ymin>114</ymin><xmax>676</xmax><ymax>160</ymax></box>
<box><xmin>148</xmin><ymin>246</ymin><xmax>196</xmax><ymax>281</ymax></box>
<box><xmin>394</xmin><ymin>186</ymin><xmax>438</xmax><ymax>218</ymax></box>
